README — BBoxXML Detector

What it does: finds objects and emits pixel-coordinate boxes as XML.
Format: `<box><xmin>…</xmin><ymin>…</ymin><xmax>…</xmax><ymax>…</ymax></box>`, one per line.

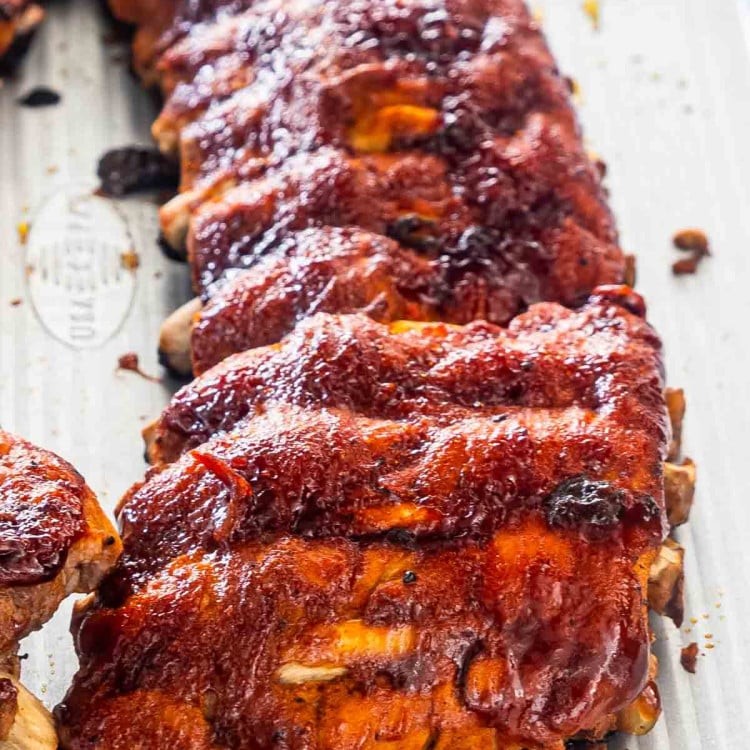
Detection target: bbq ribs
<box><xmin>0</xmin><ymin>430</ymin><xmax>121</xmax><ymax>747</ymax></box>
<box><xmin>108</xmin><ymin>0</ymin><xmax>625</xmax><ymax>375</ymax></box>
<box><xmin>59</xmin><ymin>288</ymin><xmax>671</xmax><ymax>749</ymax></box>
<box><xmin>50</xmin><ymin>0</ymin><xmax>693</xmax><ymax>747</ymax></box>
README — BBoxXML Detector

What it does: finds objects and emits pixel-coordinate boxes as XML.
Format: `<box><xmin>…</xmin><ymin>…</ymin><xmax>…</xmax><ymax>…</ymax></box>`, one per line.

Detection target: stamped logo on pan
<box><xmin>26</xmin><ymin>186</ymin><xmax>137</xmax><ymax>349</ymax></box>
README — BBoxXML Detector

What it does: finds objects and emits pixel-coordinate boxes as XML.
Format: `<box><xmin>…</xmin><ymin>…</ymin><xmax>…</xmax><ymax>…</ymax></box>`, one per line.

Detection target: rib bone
<box><xmin>664</xmin><ymin>458</ymin><xmax>696</xmax><ymax>527</ymax></box>
<box><xmin>158</xmin><ymin>297</ymin><xmax>202</xmax><ymax>376</ymax></box>
<box><xmin>648</xmin><ymin>538</ymin><xmax>685</xmax><ymax>627</ymax></box>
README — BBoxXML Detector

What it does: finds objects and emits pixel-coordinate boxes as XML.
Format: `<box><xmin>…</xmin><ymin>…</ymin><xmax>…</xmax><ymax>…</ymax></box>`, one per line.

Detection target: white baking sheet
<box><xmin>1</xmin><ymin>0</ymin><xmax>749</xmax><ymax>746</ymax></box>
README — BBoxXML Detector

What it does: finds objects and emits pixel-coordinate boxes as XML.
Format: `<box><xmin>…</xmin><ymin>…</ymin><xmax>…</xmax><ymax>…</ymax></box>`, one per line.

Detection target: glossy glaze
<box><xmin>0</xmin><ymin>431</ymin><xmax>88</xmax><ymax>587</ymax></box>
<box><xmin>156</xmin><ymin>288</ymin><xmax>665</xmax><ymax>465</ymax></box>
<box><xmin>122</xmin><ymin>0</ymin><xmax>622</xmax><ymax>366</ymax></box>
<box><xmin>60</xmin><ymin>525</ymin><xmax>653</xmax><ymax>750</ymax></box>
<box><xmin>60</xmin><ymin>289</ymin><xmax>668</xmax><ymax>748</ymax></box>
<box><xmin>62</xmin><ymin>0</ymin><xmax>672</xmax><ymax>746</ymax></box>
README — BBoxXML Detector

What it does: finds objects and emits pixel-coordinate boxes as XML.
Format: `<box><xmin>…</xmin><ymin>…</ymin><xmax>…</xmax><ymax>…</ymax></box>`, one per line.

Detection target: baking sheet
<box><xmin>1</xmin><ymin>0</ymin><xmax>749</xmax><ymax>745</ymax></box>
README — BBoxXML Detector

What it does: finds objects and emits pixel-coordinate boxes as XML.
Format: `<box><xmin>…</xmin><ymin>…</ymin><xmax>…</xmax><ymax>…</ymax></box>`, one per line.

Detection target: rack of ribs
<box><xmin>53</xmin><ymin>0</ymin><xmax>695</xmax><ymax>747</ymax></box>
<box><xmin>0</xmin><ymin>430</ymin><xmax>121</xmax><ymax>748</ymax></box>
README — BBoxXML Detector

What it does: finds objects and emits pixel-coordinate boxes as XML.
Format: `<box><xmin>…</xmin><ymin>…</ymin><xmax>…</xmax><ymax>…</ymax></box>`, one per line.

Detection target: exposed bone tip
<box><xmin>617</xmin><ymin>679</ymin><xmax>660</xmax><ymax>736</ymax></box>
<box><xmin>276</xmin><ymin>663</ymin><xmax>348</xmax><ymax>685</ymax></box>
<box><xmin>158</xmin><ymin>297</ymin><xmax>202</xmax><ymax>377</ymax></box>
<box><xmin>665</xmin><ymin>387</ymin><xmax>686</xmax><ymax>461</ymax></box>
<box><xmin>664</xmin><ymin>458</ymin><xmax>696</xmax><ymax>527</ymax></box>
<box><xmin>159</xmin><ymin>193</ymin><xmax>193</xmax><ymax>251</ymax></box>
<box><xmin>648</xmin><ymin>538</ymin><xmax>685</xmax><ymax>627</ymax></box>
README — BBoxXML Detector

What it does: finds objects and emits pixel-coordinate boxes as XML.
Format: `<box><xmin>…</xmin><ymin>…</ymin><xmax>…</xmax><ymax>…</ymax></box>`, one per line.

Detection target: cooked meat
<box><xmin>0</xmin><ymin>430</ymin><xmax>122</xmax><ymax>658</ymax></box>
<box><xmin>111</xmin><ymin>0</ymin><xmax>624</xmax><ymax>373</ymax></box>
<box><xmin>0</xmin><ymin>0</ymin><xmax>43</xmax><ymax>63</ymax></box>
<box><xmin>181</xmin><ymin>132</ymin><xmax>620</xmax><ymax>364</ymax></box>
<box><xmin>177</xmin><ymin>75</ymin><xmax>617</xmax><ymax>293</ymax></box>
<box><xmin>58</xmin><ymin>1</ymin><xmax>686</xmax><ymax>747</ymax></box>
<box><xmin>0</xmin><ymin>431</ymin><xmax>122</xmax><ymax>743</ymax></box>
<box><xmin>108</xmin><ymin>0</ymin><xmax>254</xmax><ymax>83</ymax></box>
<box><xmin>60</xmin><ymin>531</ymin><xmax>657</xmax><ymax>750</ymax></box>
<box><xmin>148</xmin><ymin>285</ymin><xmax>660</xmax><ymax>465</ymax></box>
<box><xmin>58</xmin><ymin>288</ymin><xmax>669</xmax><ymax>748</ymax></box>
<box><xmin>188</xmin><ymin>211</ymin><xmax>620</xmax><ymax>372</ymax></box>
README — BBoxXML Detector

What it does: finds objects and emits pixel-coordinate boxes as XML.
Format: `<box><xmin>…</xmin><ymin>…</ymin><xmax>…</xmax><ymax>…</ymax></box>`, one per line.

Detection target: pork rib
<box><xmin>0</xmin><ymin>430</ymin><xmax>121</xmax><ymax>746</ymax></box>
<box><xmin>58</xmin><ymin>288</ymin><xmax>668</xmax><ymax>748</ymax></box>
<box><xmin>53</xmin><ymin>0</ymin><xmax>685</xmax><ymax>747</ymax></box>
<box><xmin>113</xmin><ymin>0</ymin><xmax>624</xmax><ymax>373</ymax></box>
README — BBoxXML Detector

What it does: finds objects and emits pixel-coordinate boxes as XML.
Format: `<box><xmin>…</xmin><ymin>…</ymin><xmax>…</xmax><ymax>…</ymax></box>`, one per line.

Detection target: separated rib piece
<box><xmin>0</xmin><ymin>431</ymin><xmax>121</xmax><ymax>745</ymax></box>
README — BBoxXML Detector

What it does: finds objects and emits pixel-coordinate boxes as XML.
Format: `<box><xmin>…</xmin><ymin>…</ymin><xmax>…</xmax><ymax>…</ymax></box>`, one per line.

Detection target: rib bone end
<box><xmin>648</xmin><ymin>538</ymin><xmax>686</xmax><ymax>627</ymax></box>
<box><xmin>158</xmin><ymin>297</ymin><xmax>202</xmax><ymax>377</ymax></box>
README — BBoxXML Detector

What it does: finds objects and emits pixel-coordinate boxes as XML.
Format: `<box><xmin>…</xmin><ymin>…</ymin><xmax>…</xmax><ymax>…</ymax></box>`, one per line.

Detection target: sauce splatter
<box><xmin>120</xmin><ymin>250</ymin><xmax>140</xmax><ymax>271</ymax></box>
<box><xmin>582</xmin><ymin>0</ymin><xmax>600</xmax><ymax>30</ymax></box>
<box><xmin>97</xmin><ymin>147</ymin><xmax>178</xmax><ymax>197</ymax></box>
<box><xmin>672</xmin><ymin>228</ymin><xmax>711</xmax><ymax>275</ymax></box>
<box><xmin>117</xmin><ymin>352</ymin><xmax>161</xmax><ymax>383</ymax></box>
<box><xmin>680</xmin><ymin>642</ymin><xmax>699</xmax><ymax>674</ymax></box>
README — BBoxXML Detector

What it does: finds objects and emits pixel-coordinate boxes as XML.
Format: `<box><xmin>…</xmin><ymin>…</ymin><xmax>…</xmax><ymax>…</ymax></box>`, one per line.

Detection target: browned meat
<box><xmin>150</xmin><ymin>285</ymin><xmax>661</xmax><ymax>466</ymax></box>
<box><xmin>109</xmin><ymin>0</ymin><xmax>624</xmax><ymax>372</ymax></box>
<box><xmin>0</xmin><ymin>431</ymin><xmax>121</xmax><ymax>659</ymax></box>
<box><xmin>179</xmin><ymin>125</ymin><xmax>619</xmax><ymax>368</ymax></box>
<box><xmin>191</xmin><ymin>227</ymin><xmax>439</xmax><ymax>371</ymax></box>
<box><xmin>59</xmin><ymin>531</ymin><xmax>657</xmax><ymax>750</ymax></box>
<box><xmin>0</xmin><ymin>677</ymin><xmax>16</xmax><ymax>738</ymax></box>
<box><xmin>63</xmin><ymin>1</ymin><xmax>679</xmax><ymax>747</ymax></box>
<box><xmin>189</xmin><ymin>178</ymin><xmax>621</xmax><ymax>372</ymax></box>
<box><xmin>186</xmin><ymin>129</ymin><xmax>618</xmax><ymax>298</ymax></box>
<box><xmin>58</xmin><ymin>287</ymin><xmax>668</xmax><ymax>748</ymax></box>
<box><xmin>0</xmin><ymin>431</ymin><xmax>122</xmax><ymax>744</ymax></box>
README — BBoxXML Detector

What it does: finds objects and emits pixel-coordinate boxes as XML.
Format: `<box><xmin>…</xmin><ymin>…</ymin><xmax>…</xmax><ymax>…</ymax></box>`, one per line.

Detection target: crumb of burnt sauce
<box><xmin>672</xmin><ymin>228</ymin><xmax>711</xmax><ymax>275</ymax></box>
<box><xmin>117</xmin><ymin>352</ymin><xmax>161</xmax><ymax>383</ymax></box>
<box><xmin>9</xmin><ymin>298</ymin><xmax>22</xmax><ymax>307</ymax></box>
<box><xmin>120</xmin><ymin>250</ymin><xmax>140</xmax><ymax>271</ymax></box>
<box><xmin>97</xmin><ymin>146</ymin><xmax>178</xmax><ymax>197</ymax></box>
<box><xmin>680</xmin><ymin>642</ymin><xmax>699</xmax><ymax>673</ymax></box>
<box><xmin>545</xmin><ymin>476</ymin><xmax>624</xmax><ymax>536</ymax></box>
<box><xmin>157</xmin><ymin>233</ymin><xmax>188</xmax><ymax>262</ymax></box>
<box><xmin>17</xmin><ymin>86</ymin><xmax>61</xmax><ymax>107</ymax></box>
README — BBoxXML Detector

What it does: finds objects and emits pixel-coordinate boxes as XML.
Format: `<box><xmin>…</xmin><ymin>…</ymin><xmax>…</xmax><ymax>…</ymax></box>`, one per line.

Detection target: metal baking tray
<box><xmin>1</xmin><ymin>0</ymin><xmax>749</xmax><ymax>746</ymax></box>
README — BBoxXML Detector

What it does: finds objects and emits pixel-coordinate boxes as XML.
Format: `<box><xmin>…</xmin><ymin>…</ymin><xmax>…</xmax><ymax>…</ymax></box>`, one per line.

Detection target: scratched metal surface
<box><xmin>0</xmin><ymin>0</ymin><xmax>749</xmax><ymax>746</ymax></box>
